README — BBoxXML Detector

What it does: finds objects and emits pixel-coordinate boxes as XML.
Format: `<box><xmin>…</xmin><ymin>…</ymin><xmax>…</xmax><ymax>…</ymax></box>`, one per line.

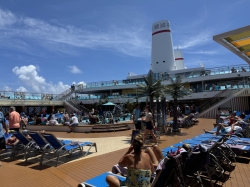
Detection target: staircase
<box><xmin>64</xmin><ymin>100</ymin><xmax>81</xmax><ymax>113</ymax></box>
<box><xmin>91</xmin><ymin>124</ymin><xmax>130</xmax><ymax>132</ymax></box>
<box><xmin>58</xmin><ymin>88</ymin><xmax>75</xmax><ymax>100</ymax></box>
<box><xmin>64</xmin><ymin>100</ymin><xmax>91</xmax><ymax>114</ymax></box>
<box><xmin>199</xmin><ymin>89</ymin><xmax>239</xmax><ymax>113</ymax></box>
<box><xmin>199</xmin><ymin>88</ymin><xmax>249</xmax><ymax>118</ymax></box>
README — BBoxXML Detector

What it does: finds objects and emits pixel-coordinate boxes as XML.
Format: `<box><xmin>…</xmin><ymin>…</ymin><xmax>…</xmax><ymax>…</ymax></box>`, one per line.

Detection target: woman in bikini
<box><xmin>106</xmin><ymin>134</ymin><xmax>153</xmax><ymax>187</ymax></box>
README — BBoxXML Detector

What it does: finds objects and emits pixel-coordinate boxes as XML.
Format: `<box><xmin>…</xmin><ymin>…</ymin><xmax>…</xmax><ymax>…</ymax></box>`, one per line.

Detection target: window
<box><xmin>154</xmin><ymin>24</ymin><xmax>159</xmax><ymax>30</ymax></box>
<box><xmin>156</xmin><ymin>62</ymin><xmax>158</xmax><ymax>64</ymax></box>
<box><xmin>163</xmin><ymin>61</ymin><xmax>165</xmax><ymax>63</ymax></box>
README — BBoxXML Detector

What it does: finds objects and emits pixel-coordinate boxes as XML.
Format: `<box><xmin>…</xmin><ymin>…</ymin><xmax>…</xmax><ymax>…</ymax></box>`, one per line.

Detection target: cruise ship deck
<box><xmin>1</xmin><ymin>118</ymin><xmax>250</xmax><ymax>187</ymax></box>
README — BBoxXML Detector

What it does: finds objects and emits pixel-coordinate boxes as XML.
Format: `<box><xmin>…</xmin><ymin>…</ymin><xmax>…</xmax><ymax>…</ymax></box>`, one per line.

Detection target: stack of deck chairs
<box><xmin>158</xmin><ymin>128</ymin><xmax>250</xmax><ymax>187</ymax></box>
<box><xmin>78</xmin><ymin>126</ymin><xmax>250</xmax><ymax>187</ymax></box>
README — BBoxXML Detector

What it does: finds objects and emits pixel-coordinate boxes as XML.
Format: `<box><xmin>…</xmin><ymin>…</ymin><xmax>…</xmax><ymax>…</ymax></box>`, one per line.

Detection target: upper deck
<box><xmin>69</xmin><ymin>64</ymin><xmax>250</xmax><ymax>93</ymax></box>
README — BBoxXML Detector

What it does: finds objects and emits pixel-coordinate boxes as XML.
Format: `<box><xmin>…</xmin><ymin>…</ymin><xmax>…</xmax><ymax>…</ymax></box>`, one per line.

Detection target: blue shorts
<box><xmin>220</xmin><ymin>127</ymin><xmax>231</xmax><ymax>134</ymax></box>
<box><xmin>70</xmin><ymin>123</ymin><xmax>79</xmax><ymax>127</ymax></box>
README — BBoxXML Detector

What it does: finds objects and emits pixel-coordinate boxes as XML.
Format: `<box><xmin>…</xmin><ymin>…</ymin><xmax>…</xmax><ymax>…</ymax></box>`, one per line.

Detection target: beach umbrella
<box><xmin>103</xmin><ymin>102</ymin><xmax>116</xmax><ymax>112</ymax></box>
<box><xmin>103</xmin><ymin>102</ymin><xmax>116</xmax><ymax>106</ymax></box>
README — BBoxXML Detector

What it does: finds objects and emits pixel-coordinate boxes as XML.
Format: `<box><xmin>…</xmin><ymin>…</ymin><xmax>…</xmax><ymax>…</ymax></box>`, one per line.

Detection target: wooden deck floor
<box><xmin>0</xmin><ymin>118</ymin><xmax>250</xmax><ymax>187</ymax></box>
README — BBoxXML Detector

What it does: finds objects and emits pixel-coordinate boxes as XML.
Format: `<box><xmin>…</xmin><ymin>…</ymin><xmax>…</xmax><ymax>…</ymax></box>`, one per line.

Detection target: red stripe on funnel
<box><xmin>175</xmin><ymin>58</ymin><xmax>184</xmax><ymax>60</ymax></box>
<box><xmin>152</xmin><ymin>30</ymin><xmax>171</xmax><ymax>36</ymax></box>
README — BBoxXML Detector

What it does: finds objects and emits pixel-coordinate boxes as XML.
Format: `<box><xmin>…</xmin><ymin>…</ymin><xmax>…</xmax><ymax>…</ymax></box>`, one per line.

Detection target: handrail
<box><xmin>64</xmin><ymin>101</ymin><xmax>80</xmax><ymax>112</ymax></box>
<box><xmin>199</xmin><ymin>80</ymin><xmax>245</xmax><ymax>113</ymax></box>
<box><xmin>57</xmin><ymin>64</ymin><xmax>250</xmax><ymax>91</ymax></box>
<box><xmin>0</xmin><ymin>91</ymin><xmax>59</xmax><ymax>101</ymax></box>
<box><xmin>199</xmin><ymin>89</ymin><xmax>239</xmax><ymax>113</ymax></box>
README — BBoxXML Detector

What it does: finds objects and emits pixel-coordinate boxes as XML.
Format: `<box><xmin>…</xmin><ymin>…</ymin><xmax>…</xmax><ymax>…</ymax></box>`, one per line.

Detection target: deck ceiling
<box><xmin>213</xmin><ymin>25</ymin><xmax>250</xmax><ymax>64</ymax></box>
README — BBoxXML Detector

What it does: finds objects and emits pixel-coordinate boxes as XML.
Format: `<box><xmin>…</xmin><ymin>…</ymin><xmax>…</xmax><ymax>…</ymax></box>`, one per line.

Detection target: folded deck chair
<box><xmin>183</xmin><ymin>150</ymin><xmax>210</xmax><ymax>187</ymax></box>
<box><xmin>186</xmin><ymin>136</ymin><xmax>237</xmax><ymax>163</ymax></box>
<box><xmin>201</xmin><ymin>136</ymin><xmax>229</xmax><ymax>187</ymax></box>
<box><xmin>78</xmin><ymin>171</ymin><xmax>126</xmax><ymax>187</ymax></box>
<box><xmin>152</xmin><ymin>153</ymin><xmax>187</xmax><ymax>187</ymax></box>
<box><xmin>236</xmin><ymin>124</ymin><xmax>250</xmax><ymax>138</ymax></box>
<box><xmin>42</xmin><ymin>133</ymin><xmax>97</xmax><ymax>166</ymax></box>
<box><xmin>12</xmin><ymin>132</ymin><xmax>36</xmax><ymax>159</ymax></box>
<box><xmin>25</xmin><ymin>132</ymin><xmax>52</xmax><ymax>161</ymax></box>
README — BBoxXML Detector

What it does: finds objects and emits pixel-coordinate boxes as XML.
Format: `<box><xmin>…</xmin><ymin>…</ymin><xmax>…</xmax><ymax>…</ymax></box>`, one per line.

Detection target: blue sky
<box><xmin>0</xmin><ymin>0</ymin><xmax>249</xmax><ymax>93</ymax></box>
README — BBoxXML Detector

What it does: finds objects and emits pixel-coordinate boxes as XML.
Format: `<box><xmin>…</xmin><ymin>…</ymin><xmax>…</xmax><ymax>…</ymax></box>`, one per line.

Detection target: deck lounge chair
<box><xmin>12</xmin><ymin>132</ymin><xmax>36</xmax><ymax>159</ymax></box>
<box><xmin>25</xmin><ymin>132</ymin><xmax>52</xmax><ymax>161</ymax></box>
<box><xmin>41</xmin><ymin>133</ymin><xmax>97</xmax><ymax>166</ymax></box>
<box><xmin>181</xmin><ymin>136</ymin><xmax>231</xmax><ymax>186</ymax></box>
<box><xmin>152</xmin><ymin>153</ymin><xmax>186</xmax><ymax>187</ymax></box>
<box><xmin>201</xmin><ymin>136</ymin><xmax>229</xmax><ymax>187</ymax></box>
<box><xmin>78</xmin><ymin>171</ymin><xmax>126</xmax><ymax>187</ymax></box>
<box><xmin>183</xmin><ymin>150</ymin><xmax>210</xmax><ymax>187</ymax></box>
<box><xmin>161</xmin><ymin>147</ymin><xmax>178</xmax><ymax>154</ymax></box>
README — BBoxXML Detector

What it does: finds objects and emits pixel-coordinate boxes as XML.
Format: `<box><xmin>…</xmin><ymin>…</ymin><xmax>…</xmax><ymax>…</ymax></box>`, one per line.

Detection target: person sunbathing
<box><xmin>213</xmin><ymin>112</ymin><xmax>242</xmax><ymax>129</ymax></box>
<box><xmin>106</xmin><ymin>134</ymin><xmax>153</xmax><ymax>187</ymax></box>
<box><xmin>6</xmin><ymin>136</ymin><xmax>18</xmax><ymax>146</ymax></box>
<box><xmin>204</xmin><ymin>120</ymin><xmax>244</xmax><ymax>136</ymax></box>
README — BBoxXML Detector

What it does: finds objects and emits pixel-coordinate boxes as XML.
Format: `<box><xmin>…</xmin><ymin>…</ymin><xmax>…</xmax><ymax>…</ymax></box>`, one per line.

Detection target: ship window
<box><xmin>163</xmin><ymin>61</ymin><xmax>165</xmax><ymax>63</ymax></box>
<box><xmin>160</xmin><ymin>23</ymin><xmax>165</xmax><ymax>28</ymax></box>
<box><xmin>156</xmin><ymin>62</ymin><xmax>158</xmax><ymax>64</ymax></box>
<box><xmin>154</xmin><ymin>24</ymin><xmax>159</xmax><ymax>30</ymax></box>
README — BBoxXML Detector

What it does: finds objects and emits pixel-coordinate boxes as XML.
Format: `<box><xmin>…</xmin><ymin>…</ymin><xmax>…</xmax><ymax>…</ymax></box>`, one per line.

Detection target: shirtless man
<box><xmin>205</xmin><ymin>114</ymin><xmax>246</xmax><ymax>136</ymax></box>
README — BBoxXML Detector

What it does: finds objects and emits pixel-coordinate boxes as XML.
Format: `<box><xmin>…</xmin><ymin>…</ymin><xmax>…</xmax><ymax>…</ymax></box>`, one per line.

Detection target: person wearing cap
<box><xmin>68</xmin><ymin>114</ymin><xmax>79</xmax><ymax>133</ymax></box>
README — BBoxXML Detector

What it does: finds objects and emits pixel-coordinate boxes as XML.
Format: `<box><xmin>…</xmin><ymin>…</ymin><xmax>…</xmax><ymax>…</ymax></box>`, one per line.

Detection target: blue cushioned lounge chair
<box><xmin>78</xmin><ymin>171</ymin><xmax>126</xmax><ymax>187</ymax></box>
<box><xmin>25</xmin><ymin>132</ymin><xmax>52</xmax><ymax>161</ymax></box>
<box><xmin>12</xmin><ymin>132</ymin><xmax>36</xmax><ymax>159</ymax></box>
<box><xmin>42</xmin><ymin>133</ymin><xmax>97</xmax><ymax>166</ymax></box>
<box><xmin>161</xmin><ymin>147</ymin><xmax>178</xmax><ymax>154</ymax></box>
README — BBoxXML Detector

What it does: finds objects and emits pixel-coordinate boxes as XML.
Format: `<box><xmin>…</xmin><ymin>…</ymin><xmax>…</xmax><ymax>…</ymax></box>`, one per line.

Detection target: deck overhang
<box><xmin>213</xmin><ymin>25</ymin><xmax>250</xmax><ymax>64</ymax></box>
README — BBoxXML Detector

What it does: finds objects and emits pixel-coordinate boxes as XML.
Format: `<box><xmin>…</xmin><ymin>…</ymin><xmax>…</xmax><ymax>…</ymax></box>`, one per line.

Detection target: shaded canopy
<box><xmin>103</xmin><ymin>102</ymin><xmax>116</xmax><ymax>106</ymax></box>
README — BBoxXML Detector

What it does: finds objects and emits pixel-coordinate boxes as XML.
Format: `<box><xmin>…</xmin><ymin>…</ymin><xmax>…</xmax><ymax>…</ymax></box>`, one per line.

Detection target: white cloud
<box><xmin>77</xmin><ymin>81</ymin><xmax>86</xmax><ymax>86</ymax></box>
<box><xmin>185</xmin><ymin>50</ymin><xmax>222</xmax><ymax>55</ymax></box>
<box><xmin>175</xmin><ymin>30</ymin><xmax>212</xmax><ymax>49</ymax></box>
<box><xmin>16</xmin><ymin>86</ymin><xmax>27</xmax><ymax>92</ymax></box>
<box><xmin>12</xmin><ymin>65</ymin><xmax>70</xmax><ymax>93</ymax></box>
<box><xmin>69</xmin><ymin>65</ymin><xmax>82</xmax><ymax>74</ymax></box>
<box><xmin>3</xmin><ymin>86</ymin><xmax>12</xmax><ymax>91</ymax></box>
<box><xmin>0</xmin><ymin>8</ymin><xmax>150</xmax><ymax>57</ymax></box>
<box><xmin>0</xmin><ymin>8</ymin><xmax>16</xmax><ymax>27</ymax></box>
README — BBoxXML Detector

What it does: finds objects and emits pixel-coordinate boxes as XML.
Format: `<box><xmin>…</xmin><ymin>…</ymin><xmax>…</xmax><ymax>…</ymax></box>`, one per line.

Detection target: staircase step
<box><xmin>92</xmin><ymin>125</ymin><xmax>128</xmax><ymax>129</ymax></box>
<box><xmin>91</xmin><ymin>127</ymin><xmax>130</xmax><ymax>132</ymax></box>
